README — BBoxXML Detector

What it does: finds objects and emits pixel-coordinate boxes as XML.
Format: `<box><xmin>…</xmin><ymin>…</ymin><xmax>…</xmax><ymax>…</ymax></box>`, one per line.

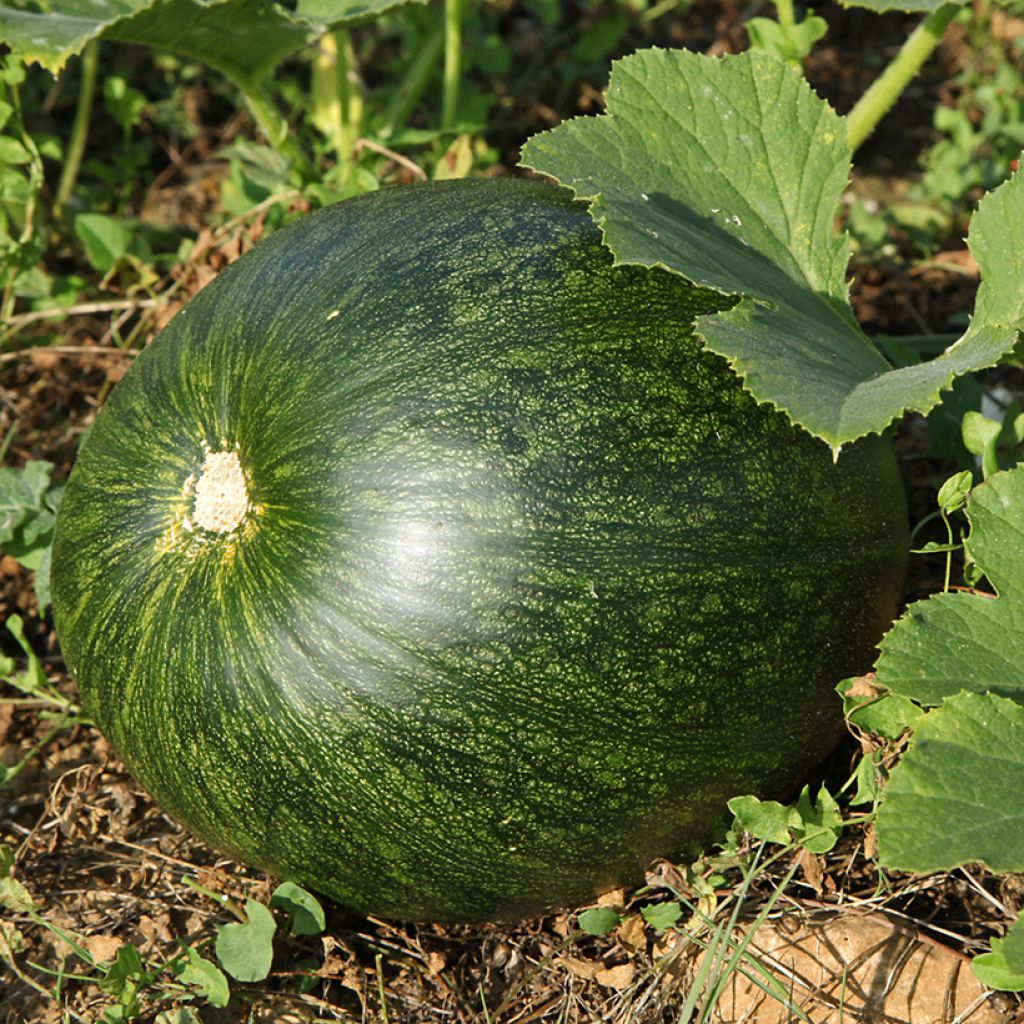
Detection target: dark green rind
<box><xmin>51</xmin><ymin>179</ymin><xmax>907</xmax><ymax>922</ymax></box>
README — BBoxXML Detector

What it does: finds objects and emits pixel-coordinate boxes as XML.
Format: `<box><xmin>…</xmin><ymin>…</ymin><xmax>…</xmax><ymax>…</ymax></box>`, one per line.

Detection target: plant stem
<box><xmin>0</xmin><ymin>84</ymin><xmax>43</xmax><ymax>326</ymax></box>
<box><xmin>0</xmin><ymin>420</ymin><xmax>17</xmax><ymax>462</ymax></box>
<box><xmin>312</xmin><ymin>30</ymin><xmax>365</xmax><ymax>181</ymax></box>
<box><xmin>337</xmin><ymin>31</ymin><xmax>363</xmax><ymax>179</ymax></box>
<box><xmin>846</xmin><ymin>3</ymin><xmax>962</xmax><ymax>153</ymax></box>
<box><xmin>774</xmin><ymin>0</ymin><xmax>795</xmax><ymax>30</ymax></box>
<box><xmin>334</xmin><ymin>30</ymin><xmax>353</xmax><ymax>169</ymax></box>
<box><xmin>237</xmin><ymin>79</ymin><xmax>317</xmax><ymax>182</ymax></box>
<box><xmin>377</xmin><ymin>23</ymin><xmax>445</xmax><ymax>140</ymax></box>
<box><xmin>442</xmin><ymin>0</ymin><xmax>464</xmax><ymax>131</ymax></box>
<box><xmin>638</xmin><ymin>0</ymin><xmax>681</xmax><ymax>24</ymax></box>
<box><xmin>54</xmin><ymin>41</ymin><xmax>100</xmax><ymax>220</ymax></box>
<box><xmin>375</xmin><ymin>953</ymin><xmax>390</xmax><ymax>1024</ymax></box>
<box><xmin>181</xmin><ymin>877</ymin><xmax>247</xmax><ymax>921</ymax></box>
<box><xmin>941</xmin><ymin>508</ymin><xmax>954</xmax><ymax>592</ymax></box>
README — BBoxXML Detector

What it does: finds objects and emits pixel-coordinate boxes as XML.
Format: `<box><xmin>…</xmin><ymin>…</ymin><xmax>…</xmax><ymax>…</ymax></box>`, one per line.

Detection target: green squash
<box><xmin>52</xmin><ymin>178</ymin><xmax>907</xmax><ymax>922</ymax></box>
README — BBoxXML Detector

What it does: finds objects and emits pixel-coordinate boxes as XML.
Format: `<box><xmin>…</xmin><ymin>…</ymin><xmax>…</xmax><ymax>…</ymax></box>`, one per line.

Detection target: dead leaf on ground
<box><xmin>615</xmin><ymin>913</ymin><xmax>646</xmax><ymax>953</ymax></box>
<box><xmin>699</xmin><ymin>912</ymin><xmax>1003</xmax><ymax>1023</ymax></box>
<box><xmin>598</xmin><ymin>888</ymin><xmax>626</xmax><ymax>910</ymax></box>
<box><xmin>646</xmin><ymin>858</ymin><xmax>690</xmax><ymax>895</ymax></box>
<box><xmin>796</xmin><ymin>846</ymin><xmax>825</xmax><ymax>896</ymax></box>
<box><xmin>561</xmin><ymin>955</ymin><xmax>600</xmax><ymax>981</ymax></box>
<box><xmin>595</xmin><ymin>962</ymin><xmax>635</xmax><ymax>990</ymax></box>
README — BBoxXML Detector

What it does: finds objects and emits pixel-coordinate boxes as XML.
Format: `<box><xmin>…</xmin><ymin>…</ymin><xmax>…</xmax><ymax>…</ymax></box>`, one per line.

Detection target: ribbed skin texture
<box><xmin>52</xmin><ymin>179</ymin><xmax>907</xmax><ymax>922</ymax></box>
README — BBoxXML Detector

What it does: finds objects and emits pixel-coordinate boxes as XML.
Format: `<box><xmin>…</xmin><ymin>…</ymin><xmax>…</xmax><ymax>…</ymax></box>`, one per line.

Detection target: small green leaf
<box><xmin>5</xmin><ymin>615</ymin><xmax>46</xmax><ymax>695</ymax></box>
<box><xmin>0</xmin><ymin>55</ymin><xmax>25</xmax><ymax>86</ymax></box>
<box><xmin>33</xmin><ymin>544</ymin><xmax>52</xmax><ymax>611</ymax></box>
<box><xmin>74</xmin><ymin>213</ymin><xmax>132</xmax><ymax>274</ymax></box>
<box><xmin>963</xmin><ymin>411</ymin><xmax>1001</xmax><ymax>457</ymax></box>
<box><xmin>174</xmin><ymin>945</ymin><xmax>231</xmax><ymax>1007</ymax></box>
<box><xmin>727</xmin><ymin>794</ymin><xmax>801</xmax><ymax>844</ymax></box>
<box><xmin>0</xmin><ymin>136</ymin><xmax>30</xmax><ymax>164</ymax></box>
<box><xmin>794</xmin><ymin>785</ymin><xmax>842</xmax><ymax>853</ymax></box>
<box><xmin>0</xmin><ymin>876</ymin><xmax>34</xmax><ymax>912</ymax></box>
<box><xmin>270</xmin><ymin>881</ymin><xmax>325</xmax><ymax>936</ymax></box>
<box><xmin>215</xmin><ymin>899</ymin><xmax>276</xmax><ymax>982</ymax></box>
<box><xmin>850</xmin><ymin>750</ymin><xmax>882</xmax><ymax>806</ymax></box>
<box><xmin>103</xmin><ymin>75</ymin><xmax>146</xmax><ymax>134</ymax></box>
<box><xmin>577</xmin><ymin>906</ymin><xmax>621</xmax><ymax>935</ymax></box>
<box><xmin>837</xmin><ymin>0</ymin><xmax>968</xmax><ymax>12</ymax></box>
<box><xmin>838</xmin><ymin>678</ymin><xmax>920</xmax><ymax>739</ymax></box>
<box><xmin>746</xmin><ymin>13</ymin><xmax>827</xmax><ymax>63</ymax></box>
<box><xmin>973</xmin><ymin>912</ymin><xmax>1024</xmax><ymax>992</ymax></box>
<box><xmin>99</xmin><ymin>945</ymin><xmax>149</xmax><ymax>996</ymax></box>
<box><xmin>641</xmin><ymin>901</ymin><xmax>683</xmax><ymax>931</ymax></box>
<box><xmin>221</xmin><ymin>140</ymin><xmax>293</xmax><ymax>192</ymax></box>
<box><xmin>33</xmin><ymin>132</ymin><xmax>62</xmax><ymax>161</ymax></box>
<box><xmin>911</xmin><ymin>541</ymin><xmax>961</xmax><ymax>554</ymax></box>
<box><xmin>0</xmin><ymin>844</ymin><xmax>14</xmax><ymax>877</ymax></box>
<box><xmin>936</xmin><ymin>469</ymin><xmax>973</xmax><ymax>513</ymax></box>
<box><xmin>1006</xmin><ymin>407</ymin><xmax>1024</xmax><ymax>447</ymax></box>
<box><xmin>156</xmin><ymin>1009</ymin><xmax>203</xmax><ymax>1024</ymax></box>
<box><xmin>850</xmin><ymin>694</ymin><xmax>919</xmax><ymax>738</ymax></box>
<box><xmin>570</xmin><ymin>11</ymin><xmax>629</xmax><ymax>63</ymax></box>
<box><xmin>962</xmin><ymin>411</ymin><xmax>1002</xmax><ymax>479</ymax></box>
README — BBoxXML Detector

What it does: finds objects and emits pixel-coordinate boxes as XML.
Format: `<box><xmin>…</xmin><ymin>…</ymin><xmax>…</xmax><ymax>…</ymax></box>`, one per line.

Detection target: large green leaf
<box><xmin>875</xmin><ymin>468</ymin><xmax>1024</xmax><ymax>706</ymax></box>
<box><xmin>520</xmin><ymin>49</ymin><xmax>1024</xmax><ymax>451</ymax></box>
<box><xmin>875</xmin><ymin>466</ymin><xmax>1024</xmax><ymax>874</ymax></box>
<box><xmin>0</xmin><ymin>0</ymin><xmax>422</xmax><ymax>81</ymax></box>
<box><xmin>876</xmin><ymin>691</ymin><xmax>1024</xmax><ymax>872</ymax></box>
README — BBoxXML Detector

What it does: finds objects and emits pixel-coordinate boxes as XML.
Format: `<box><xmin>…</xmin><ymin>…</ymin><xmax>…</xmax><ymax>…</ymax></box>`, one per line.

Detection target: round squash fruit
<box><xmin>52</xmin><ymin>178</ymin><xmax>907</xmax><ymax>922</ymax></box>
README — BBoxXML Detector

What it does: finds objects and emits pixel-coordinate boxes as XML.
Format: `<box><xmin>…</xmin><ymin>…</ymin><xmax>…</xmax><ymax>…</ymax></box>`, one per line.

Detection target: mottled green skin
<box><xmin>52</xmin><ymin>179</ymin><xmax>906</xmax><ymax>922</ymax></box>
